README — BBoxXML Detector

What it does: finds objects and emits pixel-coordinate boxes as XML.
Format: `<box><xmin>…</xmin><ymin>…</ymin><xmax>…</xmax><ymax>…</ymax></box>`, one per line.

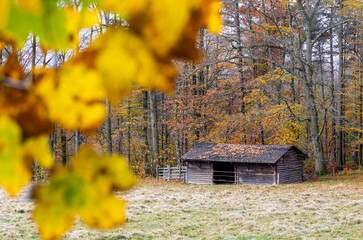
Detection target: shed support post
<box><xmin>277</xmin><ymin>173</ymin><xmax>279</xmax><ymax>184</ymax></box>
<box><xmin>273</xmin><ymin>172</ymin><xmax>276</xmax><ymax>184</ymax></box>
<box><xmin>273</xmin><ymin>165</ymin><xmax>276</xmax><ymax>184</ymax></box>
<box><xmin>234</xmin><ymin>165</ymin><xmax>238</xmax><ymax>184</ymax></box>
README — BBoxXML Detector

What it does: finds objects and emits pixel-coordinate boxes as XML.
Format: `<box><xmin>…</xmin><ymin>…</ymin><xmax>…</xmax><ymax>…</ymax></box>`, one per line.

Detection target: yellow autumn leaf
<box><xmin>64</xmin><ymin>7</ymin><xmax>81</xmax><ymax>36</ymax></box>
<box><xmin>0</xmin><ymin>115</ymin><xmax>31</xmax><ymax>197</ymax></box>
<box><xmin>23</xmin><ymin>135</ymin><xmax>53</xmax><ymax>169</ymax></box>
<box><xmin>100</xmin><ymin>0</ymin><xmax>149</xmax><ymax>18</ymax></box>
<box><xmin>95</xmin><ymin>30</ymin><xmax>175</xmax><ymax>101</ymax></box>
<box><xmin>80</xmin><ymin>9</ymin><xmax>99</xmax><ymax>28</ymax></box>
<box><xmin>33</xmin><ymin>146</ymin><xmax>136</xmax><ymax>239</ymax></box>
<box><xmin>104</xmin><ymin>155</ymin><xmax>138</xmax><ymax>191</ymax></box>
<box><xmin>135</xmin><ymin>0</ymin><xmax>195</xmax><ymax>57</ymax></box>
<box><xmin>0</xmin><ymin>40</ymin><xmax>5</xmax><ymax>51</ymax></box>
<box><xmin>0</xmin><ymin>0</ymin><xmax>10</xmax><ymax>29</ymax></box>
<box><xmin>72</xmin><ymin>147</ymin><xmax>137</xmax><ymax>192</ymax></box>
<box><xmin>34</xmin><ymin>66</ymin><xmax>106</xmax><ymax>130</ymax></box>
<box><xmin>95</xmin><ymin>31</ymin><xmax>138</xmax><ymax>99</ymax></box>
<box><xmin>33</xmin><ymin>173</ymin><xmax>87</xmax><ymax>240</ymax></box>
<box><xmin>64</xmin><ymin>7</ymin><xmax>99</xmax><ymax>47</ymax></box>
<box><xmin>150</xmin><ymin>60</ymin><xmax>176</xmax><ymax>93</ymax></box>
<box><xmin>34</xmin><ymin>205</ymin><xmax>75</xmax><ymax>240</ymax></box>
<box><xmin>80</xmin><ymin>195</ymin><xmax>127</xmax><ymax>229</ymax></box>
<box><xmin>204</xmin><ymin>0</ymin><xmax>222</xmax><ymax>33</ymax></box>
<box><xmin>17</xmin><ymin>0</ymin><xmax>43</xmax><ymax>14</ymax></box>
<box><xmin>127</xmin><ymin>0</ymin><xmax>221</xmax><ymax>58</ymax></box>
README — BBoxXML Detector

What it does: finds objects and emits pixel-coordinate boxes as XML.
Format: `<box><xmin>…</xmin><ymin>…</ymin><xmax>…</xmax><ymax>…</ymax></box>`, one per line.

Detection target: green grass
<box><xmin>0</xmin><ymin>177</ymin><xmax>362</xmax><ymax>239</ymax></box>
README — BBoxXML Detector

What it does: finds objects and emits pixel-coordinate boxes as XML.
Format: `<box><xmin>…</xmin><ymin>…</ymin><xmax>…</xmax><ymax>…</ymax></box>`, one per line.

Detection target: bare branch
<box><xmin>283</xmin><ymin>99</ymin><xmax>310</xmax><ymax>122</ymax></box>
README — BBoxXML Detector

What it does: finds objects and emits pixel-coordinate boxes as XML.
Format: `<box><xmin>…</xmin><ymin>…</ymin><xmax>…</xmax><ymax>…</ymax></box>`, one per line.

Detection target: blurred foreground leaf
<box><xmin>0</xmin><ymin>116</ymin><xmax>30</xmax><ymax>197</ymax></box>
<box><xmin>0</xmin><ymin>116</ymin><xmax>53</xmax><ymax>196</ymax></box>
<box><xmin>33</xmin><ymin>147</ymin><xmax>136</xmax><ymax>240</ymax></box>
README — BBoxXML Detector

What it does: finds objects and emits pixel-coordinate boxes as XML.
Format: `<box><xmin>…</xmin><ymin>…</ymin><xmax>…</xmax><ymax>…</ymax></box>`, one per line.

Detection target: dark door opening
<box><xmin>213</xmin><ymin>162</ymin><xmax>235</xmax><ymax>184</ymax></box>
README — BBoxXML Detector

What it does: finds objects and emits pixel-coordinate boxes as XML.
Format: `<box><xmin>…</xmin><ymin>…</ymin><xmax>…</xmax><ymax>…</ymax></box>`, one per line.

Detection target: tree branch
<box><xmin>312</xmin><ymin>19</ymin><xmax>358</xmax><ymax>47</ymax></box>
<box><xmin>0</xmin><ymin>77</ymin><xmax>30</xmax><ymax>90</ymax></box>
<box><xmin>283</xmin><ymin>99</ymin><xmax>310</xmax><ymax>122</ymax></box>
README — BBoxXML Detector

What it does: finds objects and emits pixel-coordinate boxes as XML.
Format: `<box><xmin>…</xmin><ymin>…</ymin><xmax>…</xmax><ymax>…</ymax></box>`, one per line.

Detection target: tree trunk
<box><xmin>288</xmin><ymin>6</ymin><xmax>296</xmax><ymax>103</ymax></box>
<box><xmin>336</xmin><ymin>1</ymin><xmax>344</xmax><ymax>167</ymax></box>
<box><xmin>105</xmin><ymin>99</ymin><xmax>113</xmax><ymax>154</ymax></box>
<box><xmin>126</xmin><ymin>100</ymin><xmax>131</xmax><ymax>165</ymax></box>
<box><xmin>60</xmin><ymin>127</ymin><xmax>67</xmax><ymax>166</ymax></box>
<box><xmin>329</xmin><ymin>3</ymin><xmax>336</xmax><ymax>163</ymax></box>
<box><xmin>358</xmin><ymin>38</ymin><xmax>363</xmax><ymax>166</ymax></box>
<box><xmin>318</xmin><ymin>42</ymin><xmax>328</xmax><ymax>160</ymax></box>
<box><xmin>32</xmin><ymin>34</ymin><xmax>36</xmax><ymax>83</ymax></box>
<box><xmin>149</xmin><ymin>90</ymin><xmax>159</xmax><ymax>175</ymax></box>
<box><xmin>31</xmin><ymin>34</ymin><xmax>37</xmax><ymax>178</ymax></box>
<box><xmin>142</xmin><ymin>91</ymin><xmax>150</xmax><ymax>173</ymax></box>
<box><xmin>75</xmin><ymin>130</ymin><xmax>80</xmax><ymax>153</ymax></box>
<box><xmin>359</xmin><ymin>81</ymin><xmax>363</xmax><ymax>166</ymax></box>
<box><xmin>235</xmin><ymin>0</ymin><xmax>245</xmax><ymax>113</ymax></box>
<box><xmin>173</xmin><ymin>101</ymin><xmax>181</xmax><ymax>164</ymax></box>
<box><xmin>160</xmin><ymin>93</ymin><xmax>165</xmax><ymax>165</ymax></box>
<box><xmin>49</xmin><ymin>126</ymin><xmax>56</xmax><ymax>154</ymax></box>
<box><xmin>116</xmin><ymin>115</ymin><xmax>123</xmax><ymax>155</ymax></box>
<box><xmin>296</xmin><ymin>0</ymin><xmax>326</xmax><ymax>173</ymax></box>
<box><xmin>199</xmin><ymin>28</ymin><xmax>206</xmax><ymax>95</ymax></box>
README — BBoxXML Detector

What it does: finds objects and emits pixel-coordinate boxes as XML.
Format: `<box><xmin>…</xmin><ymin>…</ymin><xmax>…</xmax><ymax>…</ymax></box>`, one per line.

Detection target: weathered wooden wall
<box><xmin>276</xmin><ymin>149</ymin><xmax>304</xmax><ymax>184</ymax></box>
<box><xmin>236</xmin><ymin>163</ymin><xmax>275</xmax><ymax>185</ymax></box>
<box><xmin>184</xmin><ymin>148</ymin><xmax>304</xmax><ymax>185</ymax></box>
<box><xmin>186</xmin><ymin>162</ymin><xmax>213</xmax><ymax>184</ymax></box>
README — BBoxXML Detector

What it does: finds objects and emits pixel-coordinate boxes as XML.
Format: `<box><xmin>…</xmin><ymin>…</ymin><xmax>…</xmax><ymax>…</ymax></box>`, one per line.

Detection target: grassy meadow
<box><xmin>0</xmin><ymin>176</ymin><xmax>362</xmax><ymax>239</ymax></box>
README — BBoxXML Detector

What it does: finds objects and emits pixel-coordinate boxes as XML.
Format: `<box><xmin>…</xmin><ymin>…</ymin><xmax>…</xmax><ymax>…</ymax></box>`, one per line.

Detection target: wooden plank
<box><xmin>233</xmin><ymin>163</ymin><xmax>275</xmax><ymax>185</ymax></box>
<box><xmin>276</xmin><ymin>149</ymin><xmax>304</xmax><ymax>184</ymax></box>
<box><xmin>187</xmin><ymin>162</ymin><xmax>213</xmax><ymax>184</ymax></box>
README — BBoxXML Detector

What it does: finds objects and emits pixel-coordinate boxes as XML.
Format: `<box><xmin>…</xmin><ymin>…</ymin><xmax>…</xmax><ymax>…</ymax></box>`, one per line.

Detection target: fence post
<box><xmin>156</xmin><ymin>166</ymin><xmax>159</xmax><ymax>182</ymax></box>
<box><xmin>178</xmin><ymin>165</ymin><xmax>181</xmax><ymax>180</ymax></box>
<box><xmin>167</xmin><ymin>165</ymin><xmax>171</xmax><ymax>181</ymax></box>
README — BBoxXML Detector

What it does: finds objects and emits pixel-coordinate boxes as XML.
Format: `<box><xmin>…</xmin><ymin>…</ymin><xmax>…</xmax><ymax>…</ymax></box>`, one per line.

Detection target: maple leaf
<box><xmin>34</xmin><ymin>65</ymin><xmax>106</xmax><ymax>131</ymax></box>
<box><xmin>0</xmin><ymin>116</ymin><xmax>30</xmax><ymax>197</ymax></box>
<box><xmin>17</xmin><ymin>0</ymin><xmax>43</xmax><ymax>14</ymax></box>
<box><xmin>33</xmin><ymin>147</ymin><xmax>136</xmax><ymax>240</ymax></box>
<box><xmin>0</xmin><ymin>116</ymin><xmax>53</xmax><ymax>197</ymax></box>
<box><xmin>0</xmin><ymin>0</ymin><xmax>10</xmax><ymax>29</ymax></box>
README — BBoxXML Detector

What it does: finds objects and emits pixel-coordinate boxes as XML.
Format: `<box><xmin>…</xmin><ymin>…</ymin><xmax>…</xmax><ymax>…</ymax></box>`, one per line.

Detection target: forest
<box><xmin>38</xmin><ymin>0</ymin><xmax>362</xmax><ymax>176</ymax></box>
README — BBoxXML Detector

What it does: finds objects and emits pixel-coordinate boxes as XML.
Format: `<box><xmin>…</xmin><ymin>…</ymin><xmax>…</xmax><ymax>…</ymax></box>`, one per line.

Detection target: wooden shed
<box><xmin>181</xmin><ymin>143</ymin><xmax>307</xmax><ymax>185</ymax></box>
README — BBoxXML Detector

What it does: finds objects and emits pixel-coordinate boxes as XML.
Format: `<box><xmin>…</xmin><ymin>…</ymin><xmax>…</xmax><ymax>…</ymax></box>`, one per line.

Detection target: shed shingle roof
<box><xmin>181</xmin><ymin>143</ymin><xmax>304</xmax><ymax>164</ymax></box>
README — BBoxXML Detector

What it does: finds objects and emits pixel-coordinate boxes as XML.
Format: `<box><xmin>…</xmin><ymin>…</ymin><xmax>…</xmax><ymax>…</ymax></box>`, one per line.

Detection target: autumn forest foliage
<box><xmin>0</xmin><ymin>0</ymin><xmax>362</xmax><ymax>239</ymax></box>
<box><xmin>79</xmin><ymin>0</ymin><xmax>362</xmax><ymax>175</ymax></box>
